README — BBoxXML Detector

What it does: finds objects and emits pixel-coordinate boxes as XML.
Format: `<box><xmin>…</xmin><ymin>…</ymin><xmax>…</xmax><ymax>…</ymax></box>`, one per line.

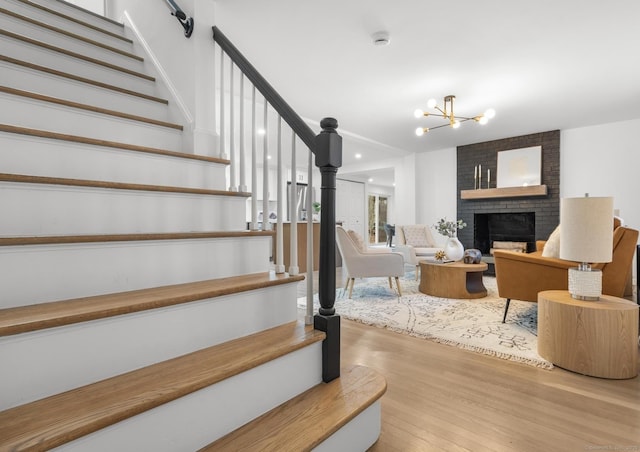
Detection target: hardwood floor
<box><xmin>298</xmin><ymin>271</ymin><xmax>640</xmax><ymax>451</ymax></box>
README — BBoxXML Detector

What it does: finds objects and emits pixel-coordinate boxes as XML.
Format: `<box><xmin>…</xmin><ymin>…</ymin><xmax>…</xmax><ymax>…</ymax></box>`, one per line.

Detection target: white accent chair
<box><xmin>394</xmin><ymin>224</ymin><xmax>442</xmax><ymax>279</ymax></box>
<box><xmin>336</xmin><ymin>226</ymin><xmax>404</xmax><ymax>298</ymax></box>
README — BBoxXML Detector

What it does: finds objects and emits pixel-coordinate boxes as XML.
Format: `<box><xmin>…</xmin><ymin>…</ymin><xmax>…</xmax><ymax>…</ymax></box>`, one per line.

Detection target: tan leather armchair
<box><xmin>494</xmin><ymin>224</ymin><xmax>638</xmax><ymax>323</ymax></box>
<box><xmin>336</xmin><ymin>226</ymin><xmax>404</xmax><ymax>298</ymax></box>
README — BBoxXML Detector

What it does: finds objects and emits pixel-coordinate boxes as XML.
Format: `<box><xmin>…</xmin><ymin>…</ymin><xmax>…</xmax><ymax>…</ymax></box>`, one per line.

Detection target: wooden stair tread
<box><xmin>0</xmin><ymin>29</ymin><xmax>155</xmax><ymax>81</ymax></box>
<box><xmin>0</xmin><ymin>272</ymin><xmax>305</xmax><ymax>336</ymax></box>
<box><xmin>0</xmin><ymin>230</ymin><xmax>275</xmax><ymax>247</ymax></box>
<box><xmin>0</xmin><ymin>172</ymin><xmax>250</xmax><ymax>197</ymax></box>
<box><xmin>0</xmin><ymin>7</ymin><xmax>142</xmax><ymax>61</ymax></box>
<box><xmin>0</xmin><ymin>124</ymin><xmax>229</xmax><ymax>164</ymax></box>
<box><xmin>200</xmin><ymin>365</ymin><xmax>387</xmax><ymax>451</ymax></box>
<box><xmin>0</xmin><ymin>55</ymin><xmax>166</xmax><ymax>103</ymax></box>
<box><xmin>0</xmin><ymin>321</ymin><xmax>326</xmax><ymax>451</ymax></box>
<box><xmin>13</xmin><ymin>0</ymin><xmax>132</xmax><ymax>43</ymax></box>
<box><xmin>1</xmin><ymin>86</ymin><xmax>182</xmax><ymax>130</ymax></box>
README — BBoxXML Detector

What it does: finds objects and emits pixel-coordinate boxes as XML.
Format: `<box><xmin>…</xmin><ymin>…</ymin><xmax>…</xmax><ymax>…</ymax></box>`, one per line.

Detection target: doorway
<box><xmin>368</xmin><ymin>195</ymin><xmax>388</xmax><ymax>244</ymax></box>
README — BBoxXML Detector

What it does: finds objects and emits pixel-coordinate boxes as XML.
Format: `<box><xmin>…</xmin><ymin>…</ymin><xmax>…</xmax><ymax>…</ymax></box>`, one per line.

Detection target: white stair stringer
<box><xmin>0</xmin><ymin>59</ymin><xmax>170</xmax><ymax>121</ymax></box>
<box><xmin>52</xmin><ymin>344</ymin><xmax>323</xmax><ymax>452</ymax></box>
<box><xmin>0</xmin><ymin>90</ymin><xmax>184</xmax><ymax>151</ymax></box>
<box><xmin>1</xmin><ymin>236</ymin><xmax>273</xmax><ymax>308</ymax></box>
<box><xmin>0</xmin><ymin>130</ymin><xmax>226</xmax><ymax>189</ymax></box>
<box><xmin>3</xmin><ymin>0</ymin><xmax>133</xmax><ymax>52</ymax></box>
<box><xmin>0</xmin><ymin>11</ymin><xmax>144</xmax><ymax>73</ymax></box>
<box><xmin>0</xmin><ymin>182</ymin><xmax>247</xmax><ymax>236</ymax></box>
<box><xmin>0</xmin><ymin>282</ymin><xmax>300</xmax><ymax>410</ymax></box>
<box><xmin>0</xmin><ymin>33</ymin><xmax>157</xmax><ymax>95</ymax></box>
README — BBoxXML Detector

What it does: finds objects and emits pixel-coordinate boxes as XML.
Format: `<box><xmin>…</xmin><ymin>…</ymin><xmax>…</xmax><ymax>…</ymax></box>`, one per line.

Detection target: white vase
<box><xmin>444</xmin><ymin>236</ymin><xmax>464</xmax><ymax>261</ymax></box>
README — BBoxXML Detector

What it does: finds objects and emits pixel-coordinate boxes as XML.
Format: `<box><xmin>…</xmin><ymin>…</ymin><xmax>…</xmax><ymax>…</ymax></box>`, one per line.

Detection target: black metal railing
<box><xmin>212</xmin><ymin>26</ymin><xmax>342</xmax><ymax>382</ymax></box>
<box><xmin>163</xmin><ymin>0</ymin><xmax>194</xmax><ymax>37</ymax></box>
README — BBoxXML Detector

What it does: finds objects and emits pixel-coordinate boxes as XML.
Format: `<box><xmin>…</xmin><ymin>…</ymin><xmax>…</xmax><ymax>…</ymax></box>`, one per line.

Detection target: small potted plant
<box><xmin>433</xmin><ymin>218</ymin><xmax>467</xmax><ymax>261</ymax></box>
<box><xmin>312</xmin><ymin>202</ymin><xmax>321</xmax><ymax>221</ymax></box>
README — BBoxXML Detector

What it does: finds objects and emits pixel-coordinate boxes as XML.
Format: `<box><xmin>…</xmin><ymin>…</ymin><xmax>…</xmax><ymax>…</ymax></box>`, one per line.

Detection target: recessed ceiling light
<box><xmin>257</xmin><ymin>129</ymin><xmax>266</xmax><ymax>135</ymax></box>
<box><xmin>355</xmin><ymin>153</ymin><xmax>362</xmax><ymax>159</ymax></box>
<box><xmin>368</xmin><ymin>178</ymin><xmax>374</xmax><ymax>182</ymax></box>
<box><xmin>267</xmin><ymin>155</ymin><xmax>272</xmax><ymax>160</ymax></box>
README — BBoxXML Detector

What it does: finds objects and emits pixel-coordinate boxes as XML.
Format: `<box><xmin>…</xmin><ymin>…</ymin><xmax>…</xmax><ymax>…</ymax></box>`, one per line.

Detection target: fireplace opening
<box><xmin>474</xmin><ymin>212</ymin><xmax>536</xmax><ymax>255</ymax></box>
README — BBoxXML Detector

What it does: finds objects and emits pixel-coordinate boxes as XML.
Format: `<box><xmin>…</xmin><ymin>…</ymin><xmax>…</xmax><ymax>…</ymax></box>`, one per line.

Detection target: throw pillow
<box><xmin>347</xmin><ymin>230</ymin><xmax>366</xmax><ymax>252</ymax></box>
<box><xmin>403</xmin><ymin>225</ymin><xmax>429</xmax><ymax>247</ymax></box>
<box><xmin>542</xmin><ymin>225</ymin><xmax>561</xmax><ymax>258</ymax></box>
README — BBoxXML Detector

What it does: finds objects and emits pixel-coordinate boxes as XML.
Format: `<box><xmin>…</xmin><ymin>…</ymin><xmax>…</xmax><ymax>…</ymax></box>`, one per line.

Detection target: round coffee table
<box><xmin>418</xmin><ymin>261</ymin><xmax>488</xmax><ymax>299</ymax></box>
<box><xmin>537</xmin><ymin>290</ymin><xmax>638</xmax><ymax>379</ymax></box>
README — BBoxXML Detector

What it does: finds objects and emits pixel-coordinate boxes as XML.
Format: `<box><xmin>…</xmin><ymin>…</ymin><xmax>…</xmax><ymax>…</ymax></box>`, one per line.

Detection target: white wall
<box><xmin>67</xmin><ymin>0</ymin><xmax>105</xmax><ymax>15</ymax></box>
<box><xmin>394</xmin><ymin>154</ymin><xmax>417</xmax><ymax>225</ymax></box>
<box><xmin>105</xmin><ymin>0</ymin><xmax>217</xmax><ymax>155</ymax></box>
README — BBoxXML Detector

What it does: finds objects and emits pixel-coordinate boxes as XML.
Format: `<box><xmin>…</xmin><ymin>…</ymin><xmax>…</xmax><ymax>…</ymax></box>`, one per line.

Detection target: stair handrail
<box><xmin>213</xmin><ymin>25</ymin><xmax>341</xmax><ymax>382</ymax></box>
<box><xmin>163</xmin><ymin>0</ymin><xmax>194</xmax><ymax>38</ymax></box>
<box><xmin>212</xmin><ymin>26</ymin><xmax>316</xmax><ymax>153</ymax></box>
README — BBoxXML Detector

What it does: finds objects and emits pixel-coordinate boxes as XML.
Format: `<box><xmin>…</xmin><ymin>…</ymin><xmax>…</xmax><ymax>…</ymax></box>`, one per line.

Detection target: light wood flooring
<box><xmin>298</xmin><ymin>270</ymin><xmax>640</xmax><ymax>451</ymax></box>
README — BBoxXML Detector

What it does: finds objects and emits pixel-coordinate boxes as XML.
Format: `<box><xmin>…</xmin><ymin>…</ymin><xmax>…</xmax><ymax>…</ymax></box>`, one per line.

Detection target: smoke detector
<box><xmin>372</xmin><ymin>31</ymin><xmax>390</xmax><ymax>46</ymax></box>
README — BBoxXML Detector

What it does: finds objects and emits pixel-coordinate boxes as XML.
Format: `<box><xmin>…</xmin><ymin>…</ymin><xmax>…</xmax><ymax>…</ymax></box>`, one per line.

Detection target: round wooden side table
<box><xmin>537</xmin><ymin>290</ymin><xmax>639</xmax><ymax>379</ymax></box>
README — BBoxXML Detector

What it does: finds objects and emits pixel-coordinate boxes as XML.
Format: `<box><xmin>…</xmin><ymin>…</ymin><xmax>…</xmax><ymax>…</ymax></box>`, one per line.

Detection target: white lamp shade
<box><xmin>559</xmin><ymin>196</ymin><xmax>613</xmax><ymax>263</ymax></box>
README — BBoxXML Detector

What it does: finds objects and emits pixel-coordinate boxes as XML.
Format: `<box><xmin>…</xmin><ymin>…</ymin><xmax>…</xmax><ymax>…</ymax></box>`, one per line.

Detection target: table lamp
<box><xmin>559</xmin><ymin>195</ymin><xmax>613</xmax><ymax>300</ymax></box>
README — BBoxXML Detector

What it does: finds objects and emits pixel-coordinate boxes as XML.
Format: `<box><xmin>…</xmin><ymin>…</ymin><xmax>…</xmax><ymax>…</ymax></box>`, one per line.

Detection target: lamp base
<box><xmin>568</xmin><ymin>267</ymin><xmax>602</xmax><ymax>301</ymax></box>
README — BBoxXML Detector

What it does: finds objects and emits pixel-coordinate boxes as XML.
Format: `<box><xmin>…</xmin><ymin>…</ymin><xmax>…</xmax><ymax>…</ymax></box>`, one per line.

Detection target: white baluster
<box><xmin>228</xmin><ymin>62</ymin><xmax>237</xmax><ymax>191</ymax></box>
<box><xmin>238</xmin><ymin>73</ymin><xmax>247</xmax><ymax>192</ymax></box>
<box><xmin>262</xmin><ymin>100</ymin><xmax>270</xmax><ymax>231</ymax></box>
<box><xmin>275</xmin><ymin>116</ymin><xmax>285</xmax><ymax>274</ymax></box>
<box><xmin>250</xmin><ymin>85</ymin><xmax>258</xmax><ymax>230</ymax></box>
<box><xmin>289</xmin><ymin>134</ymin><xmax>299</xmax><ymax>275</ymax></box>
<box><xmin>219</xmin><ymin>50</ymin><xmax>226</xmax><ymax>159</ymax></box>
<box><xmin>306</xmin><ymin>145</ymin><xmax>314</xmax><ymax>324</ymax></box>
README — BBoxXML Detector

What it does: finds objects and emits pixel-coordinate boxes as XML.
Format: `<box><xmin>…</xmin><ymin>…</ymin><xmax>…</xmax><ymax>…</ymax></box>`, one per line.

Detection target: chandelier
<box><xmin>414</xmin><ymin>95</ymin><xmax>495</xmax><ymax>136</ymax></box>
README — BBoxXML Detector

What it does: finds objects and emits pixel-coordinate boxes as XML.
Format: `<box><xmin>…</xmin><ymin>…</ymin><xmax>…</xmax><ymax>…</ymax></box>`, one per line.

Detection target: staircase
<box><xmin>0</xmin><ymin>1</ymin><xmax>385</xmax><ymax>450</ymax></box>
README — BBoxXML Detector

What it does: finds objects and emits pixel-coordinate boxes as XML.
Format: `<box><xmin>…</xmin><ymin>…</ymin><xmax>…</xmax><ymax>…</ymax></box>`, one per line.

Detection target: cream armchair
<box><xmin>336</xmin><ymin>226</ymin><xmax>405</xmax><ymax>298</ymax></box>
<box><xmin>394</xmin><ymin>224</ymin><xmax>442</xmax><ymax>279</ymax></box>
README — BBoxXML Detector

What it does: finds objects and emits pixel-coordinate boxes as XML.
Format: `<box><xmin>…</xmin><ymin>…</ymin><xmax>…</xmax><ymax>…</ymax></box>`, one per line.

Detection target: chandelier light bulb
<box><xmin>478</xmin><ymin>116</ymin><xmax>488</xmax><ymax>125</ymax></box>
<box><xmin>452</xmin><ymin>120</ymin><xmax>461</xmax><ymax>129</ymax></box>
<box><xmin>484</xmin><ymin>108</ymin><xmax>496</xmax><ymax>119</ymax></box>
<box><xmin>415</xmin><ymin>127</ymin><xmax>425</xmax><ymax>136</ymax></box>
<box><xmin>414</xmin><ymin>109</ymin><xmax>424</xmax><ymax>118</ymax></box>
<box><xmin>427</xmin><ymin>98</ymin><xmax>437</xmax><ymax>109</ymax></box>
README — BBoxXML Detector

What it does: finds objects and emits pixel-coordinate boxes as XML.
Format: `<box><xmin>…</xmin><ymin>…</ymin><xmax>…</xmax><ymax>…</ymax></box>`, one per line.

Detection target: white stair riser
<box><xmin>0</xmin><ymin>133</ymin><xmax>227</xmax><ymax>190</ymax></box>
<box><xmin>1</xmin><ymin>184</ymin><xmax>246</xmax><ymax>235</ymax></box>
<box><xmin>314</xmin><ymin>402</ymin><xmax>382</xmax><ymax>452</ymax></box>
<box><xmin>1</xmin><ymin>61</ymin><xmax>170</xmax><ymax>121</ymax></box>
<box><xmin>0</xmin><ymin>284</ymin><xmax>299</xmax><ymax>410</ymax></box>
<box><xmin>0</xmin><ymin>93</ymin><xmax>184</xmax><ymax>151</ymax></box>
<box><xmin>53</xmin><ymin>344</ymin><xmax>323</xmax><ymax>452</ymax></box>
<box><xmin>0</xmin><ymin>35</ymin><xmax>156</xmax><ymax>95</ymax></box>
<box><xmin>0</xmin><ymin>14</ymin><xmax>144</xmax><ymax>73</ymax></box>
<box><xmin>4</xmin><ymin>0</ymin><xmax>132</xmax><ymax>52</ymax></box>
<box><xmin>0</xmin><ymin>237</ymin><xmax>273</xmax><ymax>308</ymax></box>
<box><xmin>25</xmin><ymin>0</ymin><xmax>125</xmax><ymax>35</ymax></box>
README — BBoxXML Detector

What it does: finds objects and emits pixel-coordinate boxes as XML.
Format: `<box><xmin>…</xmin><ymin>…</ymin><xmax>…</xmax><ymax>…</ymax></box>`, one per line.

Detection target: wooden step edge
<box><xmin>1</xmin><ymin>86</ymin><xmax>182</xmax><ymax>130</ymax></box>
<box><xmin>0</xmin><ymin>124</ymin><xmax>229</xmax><ymax>164</ymax></box>
<box><xmin>0</xmin><ymin>272</ymin><xmax>305</xmax><ymax>337</ymax></box>
<box><xmin>0</xmin><ymin>229</ymin><xmax>274</xmax><ymax>247</ymax></box>
<box><xmin>0</xmin><ymin>55</ymin><xmax>166</xmax><ymax>104</ymax></box>
<box><xmin>0</xmin><ymin>29</ymin><xmax>154</xmax><ymax>81</ymax></box>
<box><xmin>0</xmin><ymin>321</ymin><xmax>326</xmax><ymax>452</ymax></box>
<box><xmin>0</xmin><ymin>7</ymin><xmax>142</xmax><ymax>61</ymax></box>
<box><xmin>0</xmin><ymin>172</ymin><xmax>250</xmax><ymax>198</ymax></box>
<box><xmin>200</xmin><ymin>365</ymin><xmax>387</xmax><ymax>451</ymax></box>
<box><xmin>52</xmin><ymin>0</ymin><xmax>124</xmax><ymax>28</ymax></box>
<box><xmin>15</xmin><ymin>0</ymin><xmax>132</xmax><ymax>43</ymax></box>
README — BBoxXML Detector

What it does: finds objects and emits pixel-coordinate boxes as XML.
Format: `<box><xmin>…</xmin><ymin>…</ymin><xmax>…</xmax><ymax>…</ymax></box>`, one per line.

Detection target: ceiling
<box><xmin>215</xmin><ymin>0</ymin><xmax>640</xmax><ymax>187</ymax></box>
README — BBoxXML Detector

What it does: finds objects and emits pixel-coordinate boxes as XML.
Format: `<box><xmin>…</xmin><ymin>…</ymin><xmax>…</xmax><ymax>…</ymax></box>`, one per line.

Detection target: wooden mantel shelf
<box><xmin>460</xmin><ymin>185</ymin><xmax>548</xmax><ymax>200</ymax></box>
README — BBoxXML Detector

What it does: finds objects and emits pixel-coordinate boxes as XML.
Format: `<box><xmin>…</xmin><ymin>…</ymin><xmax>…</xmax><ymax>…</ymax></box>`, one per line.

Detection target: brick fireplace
<box><xmin>456</xmin><ymin>130</ymin><xmax>560</xmax><ymax>269</ymax></box>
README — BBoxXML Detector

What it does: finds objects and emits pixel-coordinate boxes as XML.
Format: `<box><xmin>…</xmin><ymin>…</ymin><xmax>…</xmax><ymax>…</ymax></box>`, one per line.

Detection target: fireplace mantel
<box><xmin>460</xmin><ymin>185</ymin><xmax>548</xmax><ymax>200</ymax></box>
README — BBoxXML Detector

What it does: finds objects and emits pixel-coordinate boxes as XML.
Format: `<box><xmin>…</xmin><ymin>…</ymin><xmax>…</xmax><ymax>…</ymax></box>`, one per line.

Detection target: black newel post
<box><xmin>313</xmin><ymin>117</ymin><xmax>342</xmax><ymax>383</ymax></box>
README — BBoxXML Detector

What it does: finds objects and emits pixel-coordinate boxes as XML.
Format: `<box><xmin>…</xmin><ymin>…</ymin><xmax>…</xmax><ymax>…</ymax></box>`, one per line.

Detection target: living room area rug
<box><xmin>298</xmin><ymin>274</ymin><xmax>553</xmax><ymax>369</ymax></box>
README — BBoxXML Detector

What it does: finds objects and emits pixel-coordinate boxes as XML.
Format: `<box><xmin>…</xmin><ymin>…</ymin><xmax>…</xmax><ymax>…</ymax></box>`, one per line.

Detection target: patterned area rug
<box><xmin>298</xmin><ymin>274</ymin><xmax>553</xmax><ymax>369</ymax></box>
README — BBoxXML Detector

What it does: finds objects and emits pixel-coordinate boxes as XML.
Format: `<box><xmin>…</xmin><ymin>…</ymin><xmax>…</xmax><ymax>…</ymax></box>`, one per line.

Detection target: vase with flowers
<box><xmin>433</xmin><ymin>217</ymin><xmax>467</xmax><ymax>261</ymax></box>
